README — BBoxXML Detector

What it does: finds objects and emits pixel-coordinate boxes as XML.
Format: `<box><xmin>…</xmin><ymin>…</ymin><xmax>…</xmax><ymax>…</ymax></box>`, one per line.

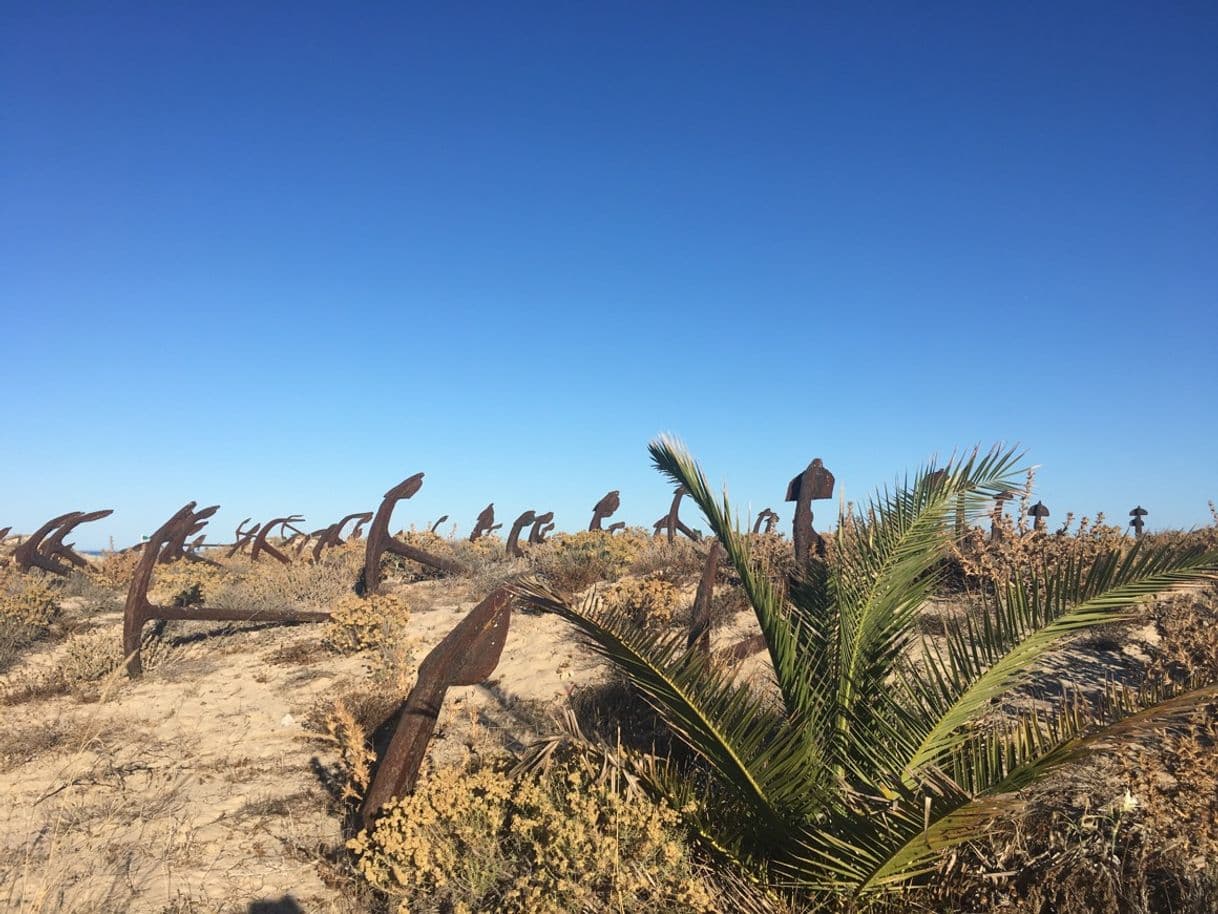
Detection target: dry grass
<box><xmin>934</xmin><ymin>701</ymin><xmax>1218</xmax><ymax>914</ymax></box>
<box><xmin>0</xmin><ymin>617</ymin><xmax>43</xmax><ymax>676</ymax></box>
<box><xmin>0</xmin><ymin>715</ymin><xmax>68</xmax><ymax>771</ymax></box>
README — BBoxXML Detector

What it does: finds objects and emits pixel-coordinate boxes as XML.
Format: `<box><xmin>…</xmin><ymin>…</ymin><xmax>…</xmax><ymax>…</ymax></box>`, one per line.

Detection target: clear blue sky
<box><xmin>2</xmin><ymin>2</ymin><xmax>1215</xmax><ymax>548</ymax></box>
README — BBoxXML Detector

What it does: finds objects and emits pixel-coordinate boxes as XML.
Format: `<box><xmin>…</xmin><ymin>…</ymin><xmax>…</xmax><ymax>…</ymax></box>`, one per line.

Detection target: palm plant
<box><xmin>514</xmin><ymin>438</ymin><xmax>1218</xmax><ymax>901</ymax></box>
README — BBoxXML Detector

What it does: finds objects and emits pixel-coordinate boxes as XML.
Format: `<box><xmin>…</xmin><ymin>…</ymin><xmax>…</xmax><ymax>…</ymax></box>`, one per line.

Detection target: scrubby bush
<box><xmin>212</xmin><ymin>549</ymin><xmax>359</xmax><ymax>613</ymax></box>
<box><xmin>946</xmin><ymin>513</ymin><xmax>1218</xmax><ymax>597</ymax></box>
<box><xmin>529</xmin><ymin>529</ymin><xmax>649</xmax><ymax>593</ymax></box>
<box><xmin>2</xmin><ymin>628</ymin><xmax>135</xmax><ymax>705</ymax></box>
<box><xmin>743</xmin><ymin>531</ymin><xmax>798</xmax><ymax>585</ymax></box>
<box><xmin>599</xmin><ymin>575</ymin><xmax>682</xmax><ymax>627</ymax></box>
<box><xmin>325</xmin><ymin>697</ymin><xmax>377</xmax><ymax>804</ymax></box>
<box><xmin>0</xmin><ymin>571</ymin><xmax>61</xmax><ymax>628</ymax></box>
<box><xmin>627</xmin><ymin>535</ymin><xmax>707</xmax><ymax>585</ymax></box>
<box><xmin>148</xmin><ymin>561</ymin><xmax>228</xmax><ymax>607</ymax></box>
<box><xmin>325</xmin><ymin>590</ymin><xmax>411</xmax><ymax>655</ymax></box>
<box><xmin>59</xmin><ymin>628</ymin><xmax>124</xmax><ymax>685</ymax></box>
<box><xmin>938</xmin><ymin>696</ymin><xmax>1218</xmax><ymax>914</ymax></box>
<box><xmin>349</xmin><ymin>756</ymin><xmax>720</xmax><ymax>914</ymax></box>
<box><xmin>1148</xmin><ymin>584</ymin><xmax>1218</xmax><ymax>685</ymax></box>
<box><xmin>0</xmin><ymin>616</ymin><xmax>41</xmax><ymax>674</ymax></box>
<box><xmin>88</xmin><ymin>549</ymin><xmax>143</xmax><ymax>588</ymax></box>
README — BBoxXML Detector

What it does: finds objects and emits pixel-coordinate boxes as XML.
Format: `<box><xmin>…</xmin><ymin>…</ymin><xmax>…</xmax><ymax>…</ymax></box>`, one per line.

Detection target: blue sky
<box><xmin>2</xmin><ymin>2</ymin><xmax>1215</xmax><ymax>548</ymax></box>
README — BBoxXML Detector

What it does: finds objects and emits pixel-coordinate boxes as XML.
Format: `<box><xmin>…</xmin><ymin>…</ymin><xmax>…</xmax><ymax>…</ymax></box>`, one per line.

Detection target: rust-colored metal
<box><xmin>339</xmin><ymin>512</ymin><xmax>374</xmax><ymax>539</ymax></box>
<box><xmin>13</xmin><ymin>509</ymin><xmax>114</xmax><ymax>576</ymax></box>
<box><xmin>309</xmin><ymin>527</ymin><xmax>337</xmax><ymax>563</ymax></box>
<box><xmin>13</xmin><ymin>512</ymin><xmax>81</xmax><ymax>574</ymax></box>
<box><xmin>46</xmin><ymin>509</ymin><xmax>114</xmax><ymax>570</ymax></box>
<box><xmin>1028</xmin><ymin>501</ymin><xmax>1050</xmax><ymax>533</ymax></box>
<box><xmin>506</xmin><ymin>510</ymin><xmax>536</xmax><ymax>557</ymax></box>
<box><xmin>589</xmin><ymin>491</ymin><xmax>620</xmax><ymax>531</ymax></box>
<box><xmin>689</xmin><ymin>540</ymin><xmax>723</xmax><ymax>655</ymax></box>
<box><xmin>752</xmin><ymin>509</ymin><xmax>779</xmax><ymax>535</ymax></box>
<box><xmin>363</xmin><ymin>475</ymin><xmax>466</xmax><ymax>594</ymax></box>
<box><xmin>469</xmin><ymin>503</ymin><xmax>499</xmax><ymax>542</ymax></box>
<box><xmin>1129</xmin><ymin>506</ymin><xmax>1148</xmax><ymax>538</ymax></box>
<box><xmin>786</xmin><ymin>458</ymin><xmax>834</xmax><ymax>563</ymax></box>
<box><xmin>292</xmin><ymin>532</ymin><xmax>316</xmax><ymax>557</ymax></box>
<box><xmin>990</xmin><ymin>491</ymin><xmax>1015</xmax><ymax>542</ymax></box>
<box><xmin>160</xmin><ymin>505</ymin><xmax>219</xmax><ymax>565</ymax></box>
<box><xmin>14</xmin><ymin>512</ymin><xmax>83</xmax><ymax>569</ymax></box>
<box><xmin>607</xmin><ymin>522</ymin><xmax>625</xmax><ymax>534</ymax></box>
<box><xmin>663</xmin><ymin>487</ymin><xmax>683</xmax><ymax>543</ymax></box>
<box><xmin>308</xmin><ymin>512</ymin><xmax>373</xmax><ymax>563</ymax></box>
<box><xmin>528</xmin><ymin>511</ymin><xmax>554</xmax><ymax>545</ymax></box>
<box><xmin>123</xmin><ymin>503</ymin><xmax>330</xmax><ymax>679</ymax></box>
<box><xmin>653</xmin><ymin>487</ymin><xmax>700</xmax><ymax>543</ymax></box>
<box><xmin>429</xmin><ymin>515</ymin><xmax>450</xmax><ymax>534</ymax></box>
<box><xmin>361</xmin><ymin>588</ymin><xmax>514</xmax><ymax>825</ymax></box>
<box><xmin>227</xmin><ymin>519</ymin><xmax>261</xmax><ymax>557</ymax></box>
<box><xmin>250</xmin><ymin>515</ymin><xmax>305</xmax><ymax>564</ymax></box>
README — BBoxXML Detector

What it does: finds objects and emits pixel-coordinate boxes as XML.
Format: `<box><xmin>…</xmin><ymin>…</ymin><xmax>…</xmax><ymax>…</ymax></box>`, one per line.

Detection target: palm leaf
<box><xmin>850</xmin><ymin>680</ymin><xmax>1218</xmax><ymax>893</ymax></box>
<box><xmin>511</xmin><ymin>576</ymin><xmax>829</xmax><ymax>853</ymax></box>
<box><xmin>649</xmin><ymin>435</ymin><xmax>820</xmax><ymax>719</ymax></box>
<box><xmin>831</xmin><ymin>448</ymin><xmax>1024</xmax><ymax>726</ymax></box>
<box><xmin>900</xmin><ymin>543</ymin><xmax>1218</xmax><ymax>779</ymax></box>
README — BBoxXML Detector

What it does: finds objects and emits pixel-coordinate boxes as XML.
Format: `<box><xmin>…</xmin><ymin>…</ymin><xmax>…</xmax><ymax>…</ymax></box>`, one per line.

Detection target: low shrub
<box><xmin>88</xmin><ymin>549</ymin><xmax>143</xmax><ymax>588</ymax></box>
<box><xmin>744</xmin><ymin>532</ymin><xmax>798</xmax><ymax>585</ymax></box>
<box><xmin>59</xmin><ymin>628</ymin><xmax>125</xmax><ymax>685</ymax></box>
<box><xmin>0</xmin><ymin>571</ymin><xmax>61</xmax><ymax>628</ymax></box>
<box><xmin>350</xmin><ymin>756</ymin><xmax>720</xmax><ymax>914</ymax></box>
<box><xmin>147</xmin><ymin>561</ymin><xmax>228</xmax><ymax>607</ymax></box>
<box><xmin>1148</xmin><ymin>584</ymin><xmax>1218</xmax><ymax>685</ymax></box>
<box><xmin>628</xmin><ymin>535</ymin><xmax>707</xmax><ymax>585</ymax></box>
<box><xmin>938</xmin><ymin>699</ymin><xmax>1218</xmax><ymax>914</ymax></box>
<box><xmin>212</xmin><ymin>550</ymin><xmax>359</xmax><ymax>614</ymax></box>
<box><xmin>529</xmin><ymin>530</ymin><xmax>649</xmax><ymax>593</ymax></box>
<box><xmin>324</xmin><ymin>590</ymin><xmax>411</xmax><ymax>655</ymax></box>
<box><xmin>0</xmin><ymin>616</ymin><xmax>42</xmax><ymax>674</ymax></box>
<box><xmin>599</xmin><ymin>575</ymin><xmax>682</xmax><ymax>627</ymax></box>
<box><xmin>1</xmin><ymin>627</ymin><xmax>130</xmax><ymax>705</ymax></box>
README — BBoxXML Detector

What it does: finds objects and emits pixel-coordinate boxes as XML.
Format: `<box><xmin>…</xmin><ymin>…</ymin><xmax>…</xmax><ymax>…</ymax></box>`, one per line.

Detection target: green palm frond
<box><xmin>649</xmin><ymin>436</ymin><xmax>818</xmax><ymax>718</ymax></box>
<box><xmin>831</xmin><ymin>447</ymin><xmax>1024</xmax><ymax>733</ymax></box>
<box><xmin>848</xmin><ymin>680</ymin><xmax>1218</xmax><ymax>894</ymax></box>
<box><xmin>514</xmin><ymin>438</ymin><xmax>1216</xmax><ymax>903</ymax></box>
<box><xmin>511</xmin><ymin>577</ymin><xmax>830</xmax><ymax>851</ymax></box>
<box><xmin>899</xmin><ymin>543</ymin><xmax>1218</xmax><ymax>779</ymax></box>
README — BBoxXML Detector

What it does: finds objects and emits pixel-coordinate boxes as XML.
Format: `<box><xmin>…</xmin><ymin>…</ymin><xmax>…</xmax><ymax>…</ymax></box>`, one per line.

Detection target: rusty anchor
<box><xmin>122</xmin><ymin>503</ymin><xmax>331</xmax><ymax>678</ymax></box>
<box><xmin>786</xmin><ymin>458</ymin><xmax>834</xmax><ymax>562</ymax></box>
<box><xmin>362</xmin><ymin>475</ymin><xmax>466</xmax><ymax>595</ymax></box>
